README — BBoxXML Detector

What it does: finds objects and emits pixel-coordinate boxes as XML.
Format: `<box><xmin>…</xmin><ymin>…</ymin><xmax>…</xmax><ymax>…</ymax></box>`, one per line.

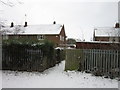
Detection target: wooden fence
<box><xmin>65</xmin><ymin>49</ymin><xmax>120</xmax><ymax>78</ymax></box>
<box><xmin>83</xmin><ymin>49</ymin><xmax>120</xmax><ymax>77</ymax></box>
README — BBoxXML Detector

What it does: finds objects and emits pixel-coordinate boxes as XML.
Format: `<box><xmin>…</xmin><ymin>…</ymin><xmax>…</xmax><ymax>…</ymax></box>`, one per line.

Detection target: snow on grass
<box><xmin>2</xmin><ymin>61</ymin><xmax>118</xmax><ymax>88</ymax></box>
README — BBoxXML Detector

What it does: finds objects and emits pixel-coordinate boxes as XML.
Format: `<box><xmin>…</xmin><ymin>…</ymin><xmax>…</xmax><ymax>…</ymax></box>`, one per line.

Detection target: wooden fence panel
<box><xmin>82</xmin><ymin>49</ymin><xmax>120</xmax><ymax>77</ymax></box>
<box><xmin>65</xmin><ymin>49</ymin><xmax>120</xmax><ymax>77</ymax></box>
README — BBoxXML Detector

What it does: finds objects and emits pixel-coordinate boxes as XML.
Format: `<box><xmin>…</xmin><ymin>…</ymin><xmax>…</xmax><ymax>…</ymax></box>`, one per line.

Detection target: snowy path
<box><xmin>2</xmin><ymin>61</ymin><xmax>118</xmax><ymax>88</ymax></box>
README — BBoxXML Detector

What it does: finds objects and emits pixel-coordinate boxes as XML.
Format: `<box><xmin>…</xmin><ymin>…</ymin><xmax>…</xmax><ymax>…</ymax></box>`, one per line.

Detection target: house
<box><xmin>93</xmin><ymin>23</ymin><xmax>120</xmax><ymax>42</ymax></box>
<box><xmin>76</xmin><ymin>23</ymin><xmax>120</xmax><ymax>50</ymax></box>
<box><xmin>93</xmin><ymin>2</ymin><xmax>120</xmax><ymax>42</ymax></box>
<box><xmin>0</xmin><ymin>21</ymin><xmax>67</xmax><ymax>47</ymax></box>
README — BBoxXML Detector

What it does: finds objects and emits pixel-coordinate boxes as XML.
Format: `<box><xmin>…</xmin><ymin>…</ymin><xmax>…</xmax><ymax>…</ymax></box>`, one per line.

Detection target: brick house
<box><xmin>1</xmin><ymin>22</ymin><xmax>67</xmax><ymax>47</ymax></box>
<box><xmin>76</xmin><ymin>23</ymin><xmax>120</xmax><ymax>50</ymax></box>
<box><xmin>94</xmin><ymin>1</ymin><xmax>120</xmax><ymax>42</ymax></box>
<box><xmin>93</xmin><ymin>23</ymin><xmax>120</xmax><ymax>42</ymax></box>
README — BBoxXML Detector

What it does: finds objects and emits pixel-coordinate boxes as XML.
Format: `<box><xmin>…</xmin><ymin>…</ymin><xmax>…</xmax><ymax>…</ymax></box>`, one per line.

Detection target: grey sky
<box><xmin>0</xmin><ymin>0</ymin><xmax>119</xmax><ymax>40</ymax></box>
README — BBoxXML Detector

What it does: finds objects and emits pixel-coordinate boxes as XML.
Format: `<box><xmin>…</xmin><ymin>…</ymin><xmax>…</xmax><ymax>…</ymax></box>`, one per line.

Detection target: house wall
<box><xmin>76</xmin><ymin>42</ymin><xmax>120</xmax><ymax>50</ymax></box>
<box><xmin>3</xmin><ymin>35</ymin><xmax>60</xmax><ymax>46</ymax></box>
<box><xmin>109</xmin><ymin>37</ymin><xmax>120</xmax><ymax>42</ymax></box>
<box><xmin>44</xmin><ymin>26</ymin><xmax>66</xmax><ymax>47</ymax></box>
<box><xmin>3</xmin><ymin>35</ymin><xmax>37</xmax><ymax>41</ymax></box>
<box><xmin>95</xmin><ymin>37</ymin><xmax>120</xmax><ymax>42</ymax></box>
<box><xmin>45</xmin><ymin>35</ymin><xmax>60</xmax><ymax>46</ymax></box>
<box><xmin>3</xmin><ymin>34</ymin><xmax>63</xmax><ymax>47</ymax></box>
<box><xmin>59</xmin><ymin>26</ymin><xmax>66</xmax><ymax>46</ymax></box>
<box><xmin>95</xmin><ymin>37</ymin><xmax>109</xmax><ymax>41</ymax></box>
<box><xmin>3</xmin><ymin>33</ymin><xmax>66</xmax><ymax>47</ymax></box>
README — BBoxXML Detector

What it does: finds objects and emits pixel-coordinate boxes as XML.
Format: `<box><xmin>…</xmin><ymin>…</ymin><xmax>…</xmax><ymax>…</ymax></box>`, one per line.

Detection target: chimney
<box><xmin>10</xmin><ymin>22</ymin><xmax>14</xmax><ymax>27</ymax></box>
<box><xmin>24</xmin><ymin>22</ymin><xmax>27</xmax><ymax>27</ymax></box>
<box><xmin>115</xmin><ymin>23</ymin><xmax>119</xmax><ymax>28</ymax></box>
<box><xmin>53</xmin><ymin>21</ymin><xmax>56</xmax><ymax>24</ymax></box>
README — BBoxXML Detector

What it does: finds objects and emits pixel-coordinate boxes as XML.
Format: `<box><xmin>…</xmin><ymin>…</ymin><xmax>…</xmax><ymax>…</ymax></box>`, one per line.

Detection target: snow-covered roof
<box><xmin>94</xmin><ymin>27</ymin><xmax>120</xmax><ymax>37</ymax></box>
<box><xmin>0</xmin><ymin>24</ymin><xmax>63</xmax><ymax>35</ymax></box>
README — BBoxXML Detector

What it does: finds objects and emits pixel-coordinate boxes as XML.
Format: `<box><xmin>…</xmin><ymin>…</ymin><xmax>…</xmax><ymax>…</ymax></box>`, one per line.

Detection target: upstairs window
<box><xmin>60</xmin><ymin>35</ymin><xmax>64</xmax><ymax>41</ymax></box>
<box><xmin>113</xmin><ymin>38</ymin><xmax>115</xmax><ymax>42</ymax></box>
<box><xmin>37</xmin><ymin>35</ymin><xmax>44</xmax><ymax>40</ymax></box>
<box><xmin>3</xmin><ymin>35</ymin><xmax>8</xmax><ymax>40</ymax></box>
<box><xmin>15</xmin><ymin>36</ymin><xmax>19</xmax><ymax>39</ymax></box>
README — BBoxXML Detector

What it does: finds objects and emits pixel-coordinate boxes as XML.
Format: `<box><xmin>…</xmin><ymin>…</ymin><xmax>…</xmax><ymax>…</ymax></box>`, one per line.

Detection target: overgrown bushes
<box><xmin>2</xmin><ymin>39</ymin><xmax>64</xmax><ymax>72</ymax></box>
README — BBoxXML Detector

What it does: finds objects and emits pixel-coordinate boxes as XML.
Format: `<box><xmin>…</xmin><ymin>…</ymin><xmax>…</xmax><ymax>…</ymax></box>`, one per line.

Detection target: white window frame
<box><xmin>15</xmin><ymin>36</ymin><xmax>19</xmax><ymax>39</ymax></box>
<box><xmin>60</xmin><ymin>35</ymin><xmax>64</xmax><ymax>41</ymax></box>
<box><xmin>60</xmin><ymin>35</ymin><xmax>62</xmax><ymax>41</ymax></box>
<box><xmin>37</xmin><ymin>35</ymin><xmax>44</xmax><ymax>40</ymax></box>
<box><xmin>62</xmin><ymin>36</ymin><xmax>64</xmax><ymax>41</ymax></box>
<box><xmin>3</xmin><ymin>35</ymin><xmax>8</xmax><ymax>40</ymax></box>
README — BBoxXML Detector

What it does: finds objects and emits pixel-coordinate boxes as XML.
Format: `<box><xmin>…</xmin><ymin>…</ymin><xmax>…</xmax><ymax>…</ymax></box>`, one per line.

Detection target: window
<box><xmin>60</xmin><ymin>35</ymin><xmax>62</xmax><ymax>41</ymax></box>
<box><xmin>37</xmin><ymin>35</ymin><xmax>44</xmax><ymax>40</ymax></box>
<box><xmin>15</xmin><ymin>36</ymin><xmax>19</xmax><ymax>39</ymax></box>
<box><xmin>113</xmin><ymin>38</ymin><xmax>115</xmax><ymax>42</ymax></box>
<box><xmin>3</xmin><ymin>35</ymin><xmax>8</xmax><ymax>40</ymax></box>
<box><xmin>60</xmin><ymin>35</ymin><xmax>64</xmax><ymax>41</ymax></box>
<box><xmin>62</xmin><ymin>36</ymin><xmax>64</xmax><ymax>41</ymax></box>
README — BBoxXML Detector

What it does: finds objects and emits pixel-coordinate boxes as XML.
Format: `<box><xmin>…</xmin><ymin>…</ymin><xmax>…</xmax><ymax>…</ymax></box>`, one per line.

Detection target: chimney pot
<box><xmin>115</xmin><ymin>23</ymin><xmax>119</xmax><ymax>28</ymax></box>
<box><xmin>10</xmin><ymin>22</ymin><xmax>14</xmax><ymax>27</ymax></box>
<box><xmin>24</xmin><ymin>22</ymin><xmax>27</xmax><ymax>27</ymax></box>
<box><xmin>53</xmin><ymin>21</ymin><xmax>56</xmax><ymax>24</ymax></box>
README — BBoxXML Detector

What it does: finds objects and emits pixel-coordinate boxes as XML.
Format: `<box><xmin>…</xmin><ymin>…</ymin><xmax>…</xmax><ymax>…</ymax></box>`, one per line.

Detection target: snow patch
<box><xmin>2</xmin><ymin>61</ymin><xmax>118</xmax><ymax>88</ymax></box>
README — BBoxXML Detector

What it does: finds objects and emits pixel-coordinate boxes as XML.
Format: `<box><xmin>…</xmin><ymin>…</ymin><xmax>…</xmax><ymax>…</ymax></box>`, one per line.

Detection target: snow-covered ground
<box><xmin>0</xmin><ymin>70</ymin><xmax>2</xmax><ymax>89</ymax></box>
<box><xmin>2</xmin><ymin>61</ymin><xmax>118</xmax><ymax>88</ymax></box>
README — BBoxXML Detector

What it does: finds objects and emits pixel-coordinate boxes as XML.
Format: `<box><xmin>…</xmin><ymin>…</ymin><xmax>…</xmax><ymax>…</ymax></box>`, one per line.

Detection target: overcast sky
<box><xmin>0</xmin><ymin>0</ymin><xmax>119</xmax><ymax>40</ymax></box>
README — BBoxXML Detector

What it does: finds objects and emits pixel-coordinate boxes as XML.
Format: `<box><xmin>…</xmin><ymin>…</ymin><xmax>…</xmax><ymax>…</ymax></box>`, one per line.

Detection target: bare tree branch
<box><xmin>0</xmin><ymin>0</ymin><xmax>14</xmax><ymax>7</ymax></box>
<box><xmin>0</xmin><ymin>0</ymin><xmax>23</xmax><ymax>7</ymax></box>
<box><xmin>0</xmin><ymin>0</ymin><xmax>24</xmax><ymax>28</ymax></box>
